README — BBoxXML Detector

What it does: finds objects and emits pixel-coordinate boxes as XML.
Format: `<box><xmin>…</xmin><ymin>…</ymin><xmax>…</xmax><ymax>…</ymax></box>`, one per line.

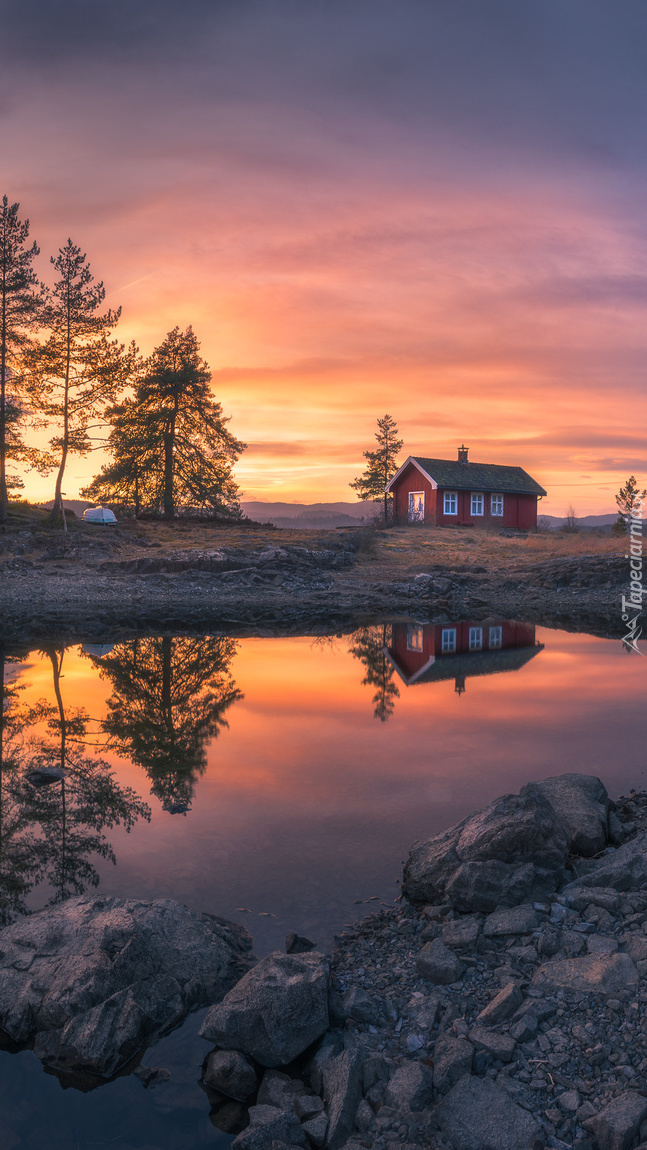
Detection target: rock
<box><xmin>435</xmin><ymin>1074</ymin><xmax>542</xmax><ymax>1150</ymax></box>
<box><xmin>587</xmin><ymin>935</ymin><xmax>619</xmax><ymax>955</ymax></box>
<box><xmin>409</xmin><ymin>993</ymin><xmax>445</xmax><ymax>1030</ymax></box>
<box><xmin>308</xmin><ymin>1033</ymin><xmax>343</xmax><ymax>1095</ymax></box>
<box><xmin>558</xmin><ymin>1090</ymin><xmax>580</xmax><ymax>1113</ymax></box>
<box><xmin>483</xmin><ymin>904</ymin><xmax>539</xmax><ymax>936</ymax></box>
<box><xmin>531</xmin><ymin>953</ymin><xmax>639</xmax><ymax>999</ymax></box>
<box><xmin>582</xmin><ymin>1091</ymin><xmax>647</xmax><ymax>1150</ymax></box>
<box><xmin>0</xmin><ymin>895</ymin><xmax>253</xmax><ymax>1078</ymax></box>
<box><xmin>204</xmin><ymin>1049</ymin><xmax>258</xmax><ymax>1101</ymax></box>
<box><xmin>468</xmin><ymin>1026</ymin><xmax>515</xmax><ymax>1063</ymax></box>
<box><xmin>362</xmin><ymin>1053</ymin><xmax>390</xmax><ymax>1092</ymax></box>
<box><xmin>322</xmin><ymin>1045</ymin><xmax>364</xmax><ymax>1150</ymax></box>
<box><xmin>257</xmin><ymin>1069</ymin><xmax>304</xmax><ymax>1109</ymax></box>
<box><xmin>302</xmin><ymin>1112</ymin><xmax>328</xmax><ymax>1147</ymax></box>
<box><xmin>200</xmin><ymin>951</ymin><xmax>329</xmax><ymax>1067</ymax></box>
<box><xmin>232</xmin><ymin>1104</ymin><xmax>306</xmax><ymax>1150</ymax></box>
<box><xmin>286</xmin><ymin>933</ymin><xmax>316</xmax><ymax>955</ymax></box>
<box><xmin>476</xmin><ymin>981</ymin><xmax>523</xmax><ymax>1025</ymax></box>
<box><xmin>403</xmin><ymin>784</ymin><xmax>571</xmax><ymax>912</ymax></box>
<box><xmin>355</xmin><ymin>1097</ymin><xmax>374</xmax><ymax>1133</ymax></box>
<box><xmin>620</xmin><ymin>934</ymin><xmax>647</xmax><ymax>963</ymax></box>
<box><xmin>294</xmin><ymin>1095</ymin><xmax>324</xmax><ymax>1120</ymax></box>
<box><xmin>525</xmin><ymin>774</ymin><xmax>609</xmax><ymax>856</ymax></box>
<box><xmin>416</xmin><ymin>939</ymin><xmax>465</xmax><ymax>984</ymax></box>
<box><xmin>441</xmin><ymin>917</ymin><xmax>480</xmax><ymax>948</ymax></box>
<box><xmin>342</xmin><ymin>987</ymin><xmax>381</xmax><ymax>1025</ymax></box>
<box><xmin>384</xmin><ymin>1061</ymin><xmax>433</xmax><ymax>1111</ymax></box>
<box><xmin>210</xmin><ymin>1098</ymin><xmax>249</xmax><ymax>1134</ymax></box>
<box><xmin>563</xmin><ymin>833</ymin><xmax>647</xmax><ymax>893</ymax></box>
<box><xmin>432</xmin><ymin>1035</ymin><xmax>474</xmax><ymax>1094</ymax></box>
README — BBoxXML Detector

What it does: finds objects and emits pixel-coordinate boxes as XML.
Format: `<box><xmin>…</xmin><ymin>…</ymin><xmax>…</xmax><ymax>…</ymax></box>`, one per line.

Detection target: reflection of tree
<box><xmin>93</xmin><ymin>636</ymin><xmax>242</xmax><ymax>812</ymax></box>
<box><xmin>24</xmin><ymin>648</ymin><xmax>150</xmax><ymax>902</ymax></box>
<box><xmin>0</xmin><ymin>643</ymin><xmax>45</xmax><ymax>920</ymax></box>
<box><xmin>349</xmin><ymin>624</ymin><xmax>399</xmax><ymax>722</ymax></box>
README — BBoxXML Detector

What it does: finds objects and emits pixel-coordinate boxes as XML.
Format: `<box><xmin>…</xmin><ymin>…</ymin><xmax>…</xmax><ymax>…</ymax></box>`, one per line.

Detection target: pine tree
<box><xmin>350</xmin><ymin>414</ymin><xmax>403</xmax><ymax>524</ymax></box>
<box><xmin>85</xmin><ymin>326</ymin><xmax>245</xmax><ymax>519</ymax></box>
<box><xmin>615</xmin><ymin>476</ymin><xmax>646</xmax><ymax>533</ymax></box>
<box><xmin>80</xmin><ymin>396</ymin><xmax>159</xmax><ymax>515</ymax></box>
<box><xmin>0</xmin><ymin>196</ymin><xmax>41</xmax><ymax>523</ymax></box>
<box><xmin>24</xmin><ymin>240</ymin><xmax>133</xmax><ymax>524</ymax></box>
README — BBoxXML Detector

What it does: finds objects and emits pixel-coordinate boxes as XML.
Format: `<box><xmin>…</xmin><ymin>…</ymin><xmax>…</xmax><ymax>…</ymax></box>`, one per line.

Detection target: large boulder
<box><xmin>0</xmin><ymin>895</ymin><xmax>253</xmax><ymax>1078</ymax></box>
<box><xmin>403</xmin><ymin>774</ymin><xmax>609</xmax><ymax>912</ymax></box>
<box><xmin>200</xmin><ymin>950</ymin><xmax>330</xmax><ymax>1067</ymax></box>
<box><xmin>524</xmin><ymin>773</ymin><xmax>610</xmax><ymax>856</ymax></box>
<box><xmin>531</xmin><ymin>952</ymin><xmax>639</xmax><ymax>999</ymax></box>
<box><xmin>435</xmin><ymin>1074</ymin><xmax>542</xmax><ymax>1150</ymax></box>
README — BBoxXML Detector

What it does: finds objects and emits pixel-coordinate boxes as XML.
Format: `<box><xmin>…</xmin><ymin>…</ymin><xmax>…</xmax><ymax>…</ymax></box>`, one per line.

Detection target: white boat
<box><xmin>82</xmin><ymin>506</ymin><xmax>117</xmax><ymax>524</ymax></box>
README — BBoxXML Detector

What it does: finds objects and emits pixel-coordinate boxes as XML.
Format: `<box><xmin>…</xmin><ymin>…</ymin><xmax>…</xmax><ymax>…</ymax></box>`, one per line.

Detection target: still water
<box><xmin>0</xmin><ymin>621</ymin><xmax>645</xmax><ymax>1148</ymax></box>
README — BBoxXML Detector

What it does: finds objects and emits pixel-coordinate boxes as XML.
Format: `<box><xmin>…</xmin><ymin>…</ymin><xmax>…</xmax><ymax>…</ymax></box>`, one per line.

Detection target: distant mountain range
<box><xmin>40</xmin><ymin>499</ymin><xmax>632</xmax><ymax>532</ymax></box>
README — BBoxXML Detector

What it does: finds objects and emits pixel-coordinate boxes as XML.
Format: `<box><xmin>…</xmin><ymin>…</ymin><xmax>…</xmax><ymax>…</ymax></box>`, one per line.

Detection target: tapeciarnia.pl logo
<box><xmin>622</xmin><ymin>498</ymin><xmax>644</xmax><ymax>654</ymax></box>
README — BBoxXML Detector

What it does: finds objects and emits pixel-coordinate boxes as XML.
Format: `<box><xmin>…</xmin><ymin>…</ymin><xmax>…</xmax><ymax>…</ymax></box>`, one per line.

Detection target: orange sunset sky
<box><xmin>2</xmin><ymin>0</ymin><xmax>646</xmax><ymax>515</ymax></box>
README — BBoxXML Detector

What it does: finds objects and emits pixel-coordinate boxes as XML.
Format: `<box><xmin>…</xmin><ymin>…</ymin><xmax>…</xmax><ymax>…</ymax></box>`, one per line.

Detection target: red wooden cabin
<box><xmin>385</xmin><ymin>446</ymin><xmax>546</xmax><ymax>528</ymax></box>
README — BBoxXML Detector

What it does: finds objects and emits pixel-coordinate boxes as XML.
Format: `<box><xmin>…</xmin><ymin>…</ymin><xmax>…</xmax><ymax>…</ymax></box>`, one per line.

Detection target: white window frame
<box><xmin>443</xmin><ymin>491</ymin><xmax>457</xmax><ymax>515</ymax></box>
<box><xmin>470</xmin><ymin>492</ymin><xmax>484</xmax><ymax>516</ymax></box>
<box><xmin>469</xmin><ymin>626</ymin><xmax>483</xmax><ymax>651</ymax></box>
<box><xmin>489</xmin><ymin>625</ymin><xmax>503</xmax><ymax>649</ymax></box>
<box><xmin>441</xmin><ymin>627</ymin><xmax>456</xmax><ymax>653</ymax></box>
<box><xmin>490</xmin><ymin>493</ymin><xmax>504</xmax><ymax>517</ymax></box>
<box><xmin>407</xmin><ymin>625</ymin><xmax>424</xmax><ymax>652</ymax></box>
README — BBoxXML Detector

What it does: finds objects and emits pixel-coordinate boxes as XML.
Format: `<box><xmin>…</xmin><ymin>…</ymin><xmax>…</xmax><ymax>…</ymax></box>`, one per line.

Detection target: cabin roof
<box><xmin>387</xmin><ymin>456</ymin><xmax>547</xmax><ymax>496</ymax></box>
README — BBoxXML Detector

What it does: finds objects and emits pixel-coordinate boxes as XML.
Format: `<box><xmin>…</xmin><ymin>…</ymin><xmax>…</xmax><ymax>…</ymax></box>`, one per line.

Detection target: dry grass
<box><xmin>3</xmin><ymin>504</ymin><xmax>623</xmax><ymax>576</ymax></box>
<box><xmin>359</xmin><ymin>524</ymin><xmax>623</xmax><ymax>577</ymax></box>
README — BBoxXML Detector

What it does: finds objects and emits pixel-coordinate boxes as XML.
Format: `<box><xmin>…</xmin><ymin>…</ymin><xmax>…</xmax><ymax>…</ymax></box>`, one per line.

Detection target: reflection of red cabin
<box><xmin>385</xmin><ymin>619</ymin><xmax>542</xmax><ymax>694</ymax></box>
<box><xmin>385</xmin><ymin>446</ymin><xmax>546</xmax><ymax>529</ymax></box>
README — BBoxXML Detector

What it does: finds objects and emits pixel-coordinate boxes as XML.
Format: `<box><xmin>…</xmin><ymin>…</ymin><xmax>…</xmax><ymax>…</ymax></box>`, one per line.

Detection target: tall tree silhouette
<box><xmin>92</xmin><ymin>635</ymin><xmax>242</xmax><ymax>812</ymax></box>
<box><xmin>0</xmin><ymin>196</ymin><xmax>41</xmax><ymax>522</ymax></box>
<box><xmin>350</xmin><ymin>415</ymin><xmax>403</xmax><ymax>524</ymax></box>
<box><xmin>0</xmin><ymin>644</ymin><xmax>47</xmax><ymax>920</ymax></box>
<box><xmin>80</xmin><ymin>396</ymin><xmax>160</xmax><ymax>515</ymax></box>
<box><xmin>83</xmin><ymin>327</ymin><xmax>245</xmax><ymax>519</ymax></box>
<box><xmin>24</xmin><ymin>647</ymin><xmax>150</xmax><ymax>901</ymax></box>
<box><xmin>24</xmin><ymin>241</ymin><xmax>135</xmax><ymax>523</ymax></box>
<box><xmin>349</xmin><ymin>624</ymin><xmax>400</xmax><ymax>722</ymax></box>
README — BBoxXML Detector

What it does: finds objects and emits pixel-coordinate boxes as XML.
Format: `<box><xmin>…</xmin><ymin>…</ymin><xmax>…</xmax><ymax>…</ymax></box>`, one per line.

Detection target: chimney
<box><xmin>458</xmin><ymin>444</ymin><xmax>469</xmax><ymax>464</ymax></box>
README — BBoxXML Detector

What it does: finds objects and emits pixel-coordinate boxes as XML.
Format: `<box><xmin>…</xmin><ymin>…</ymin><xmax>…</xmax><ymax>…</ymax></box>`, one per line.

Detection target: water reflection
<box><xmin>384</xmin><ymin>619</ymin><xmax>542</xmax><ymax>698</ymax></box>
<box><xmin>348</xmin><ymin>624</ymin><xmax>400</xmax><ymax>721</ymax></box>
<box><xmin>89</xmin><ymin>635</ymin><xmax>242</xmax><ymax>814</ymax></box>
<box><xmin>0</xmin><ymin>644</ymin><xmax>151</xmax><ymax>918</ymax></box>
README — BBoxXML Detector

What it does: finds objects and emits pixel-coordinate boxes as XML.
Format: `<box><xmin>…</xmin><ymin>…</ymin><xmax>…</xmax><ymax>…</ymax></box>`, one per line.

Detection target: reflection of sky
<box><xmin>11</xmin><ymin>626</ymin><xmax>647</xmax><ymax>954</ymax></box>
<box><xmin>2</xmin><ymin>2</ymin><xmax>647</xmax><ymax>510</ymax></box>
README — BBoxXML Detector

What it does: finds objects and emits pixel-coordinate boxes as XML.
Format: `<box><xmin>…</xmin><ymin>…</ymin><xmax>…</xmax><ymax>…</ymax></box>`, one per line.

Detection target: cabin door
<box><xmin>408</xmin><ymin>492</ymin><xmax>425</xmax><ymax>522</ymax></box>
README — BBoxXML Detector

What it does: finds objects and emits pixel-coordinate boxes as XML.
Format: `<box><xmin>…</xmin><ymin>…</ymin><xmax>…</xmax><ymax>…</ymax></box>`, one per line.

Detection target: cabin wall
<box><xmin>434</xmin><ymin>488</ymin><xmax>538</xmax><ymax>528</ymax></box>
<box><xmin>392</xmin><ymin>465</ymin><xmax>437</xmax><ymax>524</ymax></box>
<box><xmin>389</xmin><ymin>620</ymin><xmax>537</xmax><ymax>677</ymax></box>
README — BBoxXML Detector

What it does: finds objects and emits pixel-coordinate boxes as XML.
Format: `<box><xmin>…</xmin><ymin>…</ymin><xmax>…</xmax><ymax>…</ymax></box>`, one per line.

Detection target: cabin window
<box><xmin>443</xmin><ymin>491</ymin><xmax>457</xmax><ymax>515</ymax></box>
<box><xmin>441</xmin><ymin>627</ymin><xmax>456</xmax><ymax>653</ymax></box>
<box><xmin>491</xmin><ymin>493</ymin><xmax>504</xmax><ymax>516</ymax></box>
<box><xmin>408</xmin><ymin>492</ymin><xmax>425</xmax><ymax>522</ymax></box>
<box><xmin>470</xmin><ymin>492</ymin><xmax>484</xmax><ymax>516</ymax></box>
<box><xmin>489</xmin><ymin>625</ymin><xmax>503</xmax><ymax>649</ymax></box>
<box><xmin>469</xmin><ymin>627</ymin><xmax>483</xmax><ymax>651</ymax></box>
<box><xmin>407</xmin><ymin>625</ymin><xmax>424</xmax><ymax>652</ymax></box>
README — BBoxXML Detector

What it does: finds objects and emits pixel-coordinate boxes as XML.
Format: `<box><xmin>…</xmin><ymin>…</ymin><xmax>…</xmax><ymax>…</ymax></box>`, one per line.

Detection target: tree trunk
<box><xmin>50</xmin><ymin>329</ymin><xmax>71</xmax><ymax>526</ymax></box>
<box><xmin>0</xmin><ymin>292</ymin><xmax>7</xmax><ymax>525</ymax></box>
<box><xmin>163</xmin><ymin>425</ymin><xmax>175</xmax><ymax>519</ymax></box>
